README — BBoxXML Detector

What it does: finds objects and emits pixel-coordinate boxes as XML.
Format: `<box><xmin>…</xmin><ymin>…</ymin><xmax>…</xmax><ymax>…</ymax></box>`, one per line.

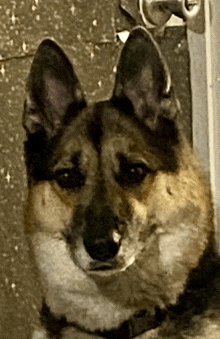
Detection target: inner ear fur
<box><xmin>112</xmin><ymin>27</ymin><xmax>180</xmax><ymax>131</ymax></box>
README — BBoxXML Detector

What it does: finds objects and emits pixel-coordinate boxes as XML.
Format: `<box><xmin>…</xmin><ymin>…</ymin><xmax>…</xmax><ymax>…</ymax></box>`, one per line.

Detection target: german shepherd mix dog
<box><xmin>23</xmin><ymin>27</ymin><xmax>220</xmax><ymax>338</ymax></box>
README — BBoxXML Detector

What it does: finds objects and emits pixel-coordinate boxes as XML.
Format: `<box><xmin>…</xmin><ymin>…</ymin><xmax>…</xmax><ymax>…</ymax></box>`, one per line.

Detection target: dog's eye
<box><xmin>55</xmin><ymin>168</ymin><xmax>85</xmax><ymax>189</ymax></box>
<box><xmin>122</xmin><ymin>164</ymin><xmax>149</xmax><ymax>185</ymax></box>
<box><xmin>115</xmin><ymin>155</ymin><xmax>151</xmax><ymax>187</ymax></box>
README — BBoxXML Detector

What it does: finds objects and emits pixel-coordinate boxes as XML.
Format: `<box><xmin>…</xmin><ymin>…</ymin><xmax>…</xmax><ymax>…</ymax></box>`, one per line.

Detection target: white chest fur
<box><xmin>31</xmin><ymin>233</ymin><xmax>136</xmax><ymax>332</ymax></box>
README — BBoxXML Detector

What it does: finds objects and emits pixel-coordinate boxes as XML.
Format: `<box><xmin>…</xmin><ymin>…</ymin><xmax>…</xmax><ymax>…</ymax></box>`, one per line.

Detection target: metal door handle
<box><xmin>139</xmin><ymin>0</ymin><xmax>201</xmax><ymax>26</ymax></box>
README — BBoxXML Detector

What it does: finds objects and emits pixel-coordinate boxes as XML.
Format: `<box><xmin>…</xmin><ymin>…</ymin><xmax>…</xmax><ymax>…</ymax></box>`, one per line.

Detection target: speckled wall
<box><xmin>0</xmin><ymin>1</ymin><xmax>191</xmax><ymax>338</ymax></box>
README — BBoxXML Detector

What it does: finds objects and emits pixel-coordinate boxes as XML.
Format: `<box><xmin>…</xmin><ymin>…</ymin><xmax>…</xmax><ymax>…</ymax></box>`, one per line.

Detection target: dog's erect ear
<box><xmin>23</xmin><ymin>39</ymin><xmax>86</xmax><ymax>138</ymax></box>
<box><xmin>112</xmin><ymin>27</ymin><xmax>179</xmax><ymax>131</ymax></box>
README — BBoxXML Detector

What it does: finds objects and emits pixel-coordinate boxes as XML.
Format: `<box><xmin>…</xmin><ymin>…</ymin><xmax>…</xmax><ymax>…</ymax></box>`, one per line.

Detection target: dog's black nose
<box><xmin>83</xmin><ymin>203</ymin><xmax>120</xmax><ymax>261</ymax></box>
<box><xmin>83</xmin><ymin>237</ymin><xmax>119</xmax><ymax>262</ymax></box>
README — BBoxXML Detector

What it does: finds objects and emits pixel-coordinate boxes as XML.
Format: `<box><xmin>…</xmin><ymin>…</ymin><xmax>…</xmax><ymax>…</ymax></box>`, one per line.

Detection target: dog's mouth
<box><xmin>87</xmin><ymin>260</ymin><xmax>124</xmax><ymax>278</ymax></box>
<box><xmin>87</xmin><ymin>254</ymin><xmax>136</xmax><ymax>276</ymax></box>
<box><xmin>89</xmin><ymin>259</ymin><xmax>118</xmax><ymax>271</ymax></box>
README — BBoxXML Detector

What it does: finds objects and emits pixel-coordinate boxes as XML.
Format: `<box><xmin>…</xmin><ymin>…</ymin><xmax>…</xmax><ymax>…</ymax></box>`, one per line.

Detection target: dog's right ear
<box><xmin>23</xmin><ymin>39</ymin><xmax>86</xmax><ymax>138</ymax></box>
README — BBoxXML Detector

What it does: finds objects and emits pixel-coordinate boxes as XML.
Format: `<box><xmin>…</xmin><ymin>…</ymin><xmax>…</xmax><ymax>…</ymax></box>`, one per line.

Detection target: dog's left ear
<box><xmin>23</xmin><ymin>39</ymin><xmax>86</xmax><ymax>138</ymax></box>
<box><xmin>112</xmin><ymin>27</ymin><xmax>179</xmax><ymax>131</ymax></box>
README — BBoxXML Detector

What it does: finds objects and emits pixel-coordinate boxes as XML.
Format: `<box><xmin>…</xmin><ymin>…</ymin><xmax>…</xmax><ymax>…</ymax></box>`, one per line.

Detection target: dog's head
<box><xmin>23</xmin><ymin>27</ymin><xmax>213</xmax><ymax>311</ymax></box>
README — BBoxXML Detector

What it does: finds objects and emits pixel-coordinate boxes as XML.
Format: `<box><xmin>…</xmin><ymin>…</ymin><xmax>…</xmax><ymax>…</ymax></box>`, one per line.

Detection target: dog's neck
<box><xmin>41</xmin><ymin>302</ymin><xmax>166</xmax><ymax>338</ymax></box>
<box><xmin>41</xmin><ymin>241</ymin><xmax>220</xmax><ymax>338</ymax></box>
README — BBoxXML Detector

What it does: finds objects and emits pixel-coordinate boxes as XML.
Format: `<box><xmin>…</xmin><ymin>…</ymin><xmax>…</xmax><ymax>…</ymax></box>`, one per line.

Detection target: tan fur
<box><xmin>26</xmin><ymin>181</ymin><xmax>75</xmax><ymax>234</ymax></box>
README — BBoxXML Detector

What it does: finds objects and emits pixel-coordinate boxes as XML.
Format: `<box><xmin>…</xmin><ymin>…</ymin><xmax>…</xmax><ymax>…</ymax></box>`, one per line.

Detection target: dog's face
<box><xmin>23</xmin><ymin>28</ymin><xmax>213</xmax><ymax>329</ymax></box>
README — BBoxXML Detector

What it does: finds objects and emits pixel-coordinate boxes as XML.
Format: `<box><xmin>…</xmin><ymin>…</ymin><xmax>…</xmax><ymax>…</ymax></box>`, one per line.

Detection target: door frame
<box><xmin>188</xmin><ymin>0</ymin><xmax>220</xmax><ymax>249</ymax></box>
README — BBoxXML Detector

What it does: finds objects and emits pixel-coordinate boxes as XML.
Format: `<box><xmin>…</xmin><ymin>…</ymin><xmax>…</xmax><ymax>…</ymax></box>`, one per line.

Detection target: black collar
<box><xmin>41</xmin><ymin>303</ymin><xmax>166</xmax><ymax>339</ymax></box>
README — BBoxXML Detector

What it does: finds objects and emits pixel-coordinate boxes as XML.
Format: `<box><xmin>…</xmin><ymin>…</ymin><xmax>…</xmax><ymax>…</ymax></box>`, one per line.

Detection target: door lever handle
<box><xmin>139</xmin><ymin>0</ymin><xmax>201</xmax><ymax>26</ymax></box>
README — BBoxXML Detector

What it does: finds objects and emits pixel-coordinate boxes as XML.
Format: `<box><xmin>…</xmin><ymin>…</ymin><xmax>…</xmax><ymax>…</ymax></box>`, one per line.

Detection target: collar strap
<box><xmin>96</xmin><ymin>308</ymin><xmax>166</xmax><ymax>339</ymax></box>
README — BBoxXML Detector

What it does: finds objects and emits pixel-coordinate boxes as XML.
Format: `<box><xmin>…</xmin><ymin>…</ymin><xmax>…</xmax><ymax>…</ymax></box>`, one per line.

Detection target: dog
<box><xmin>23</xmin><ymin>27</ymin><xmax>220</xmax><ymax>338</ymax></box>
